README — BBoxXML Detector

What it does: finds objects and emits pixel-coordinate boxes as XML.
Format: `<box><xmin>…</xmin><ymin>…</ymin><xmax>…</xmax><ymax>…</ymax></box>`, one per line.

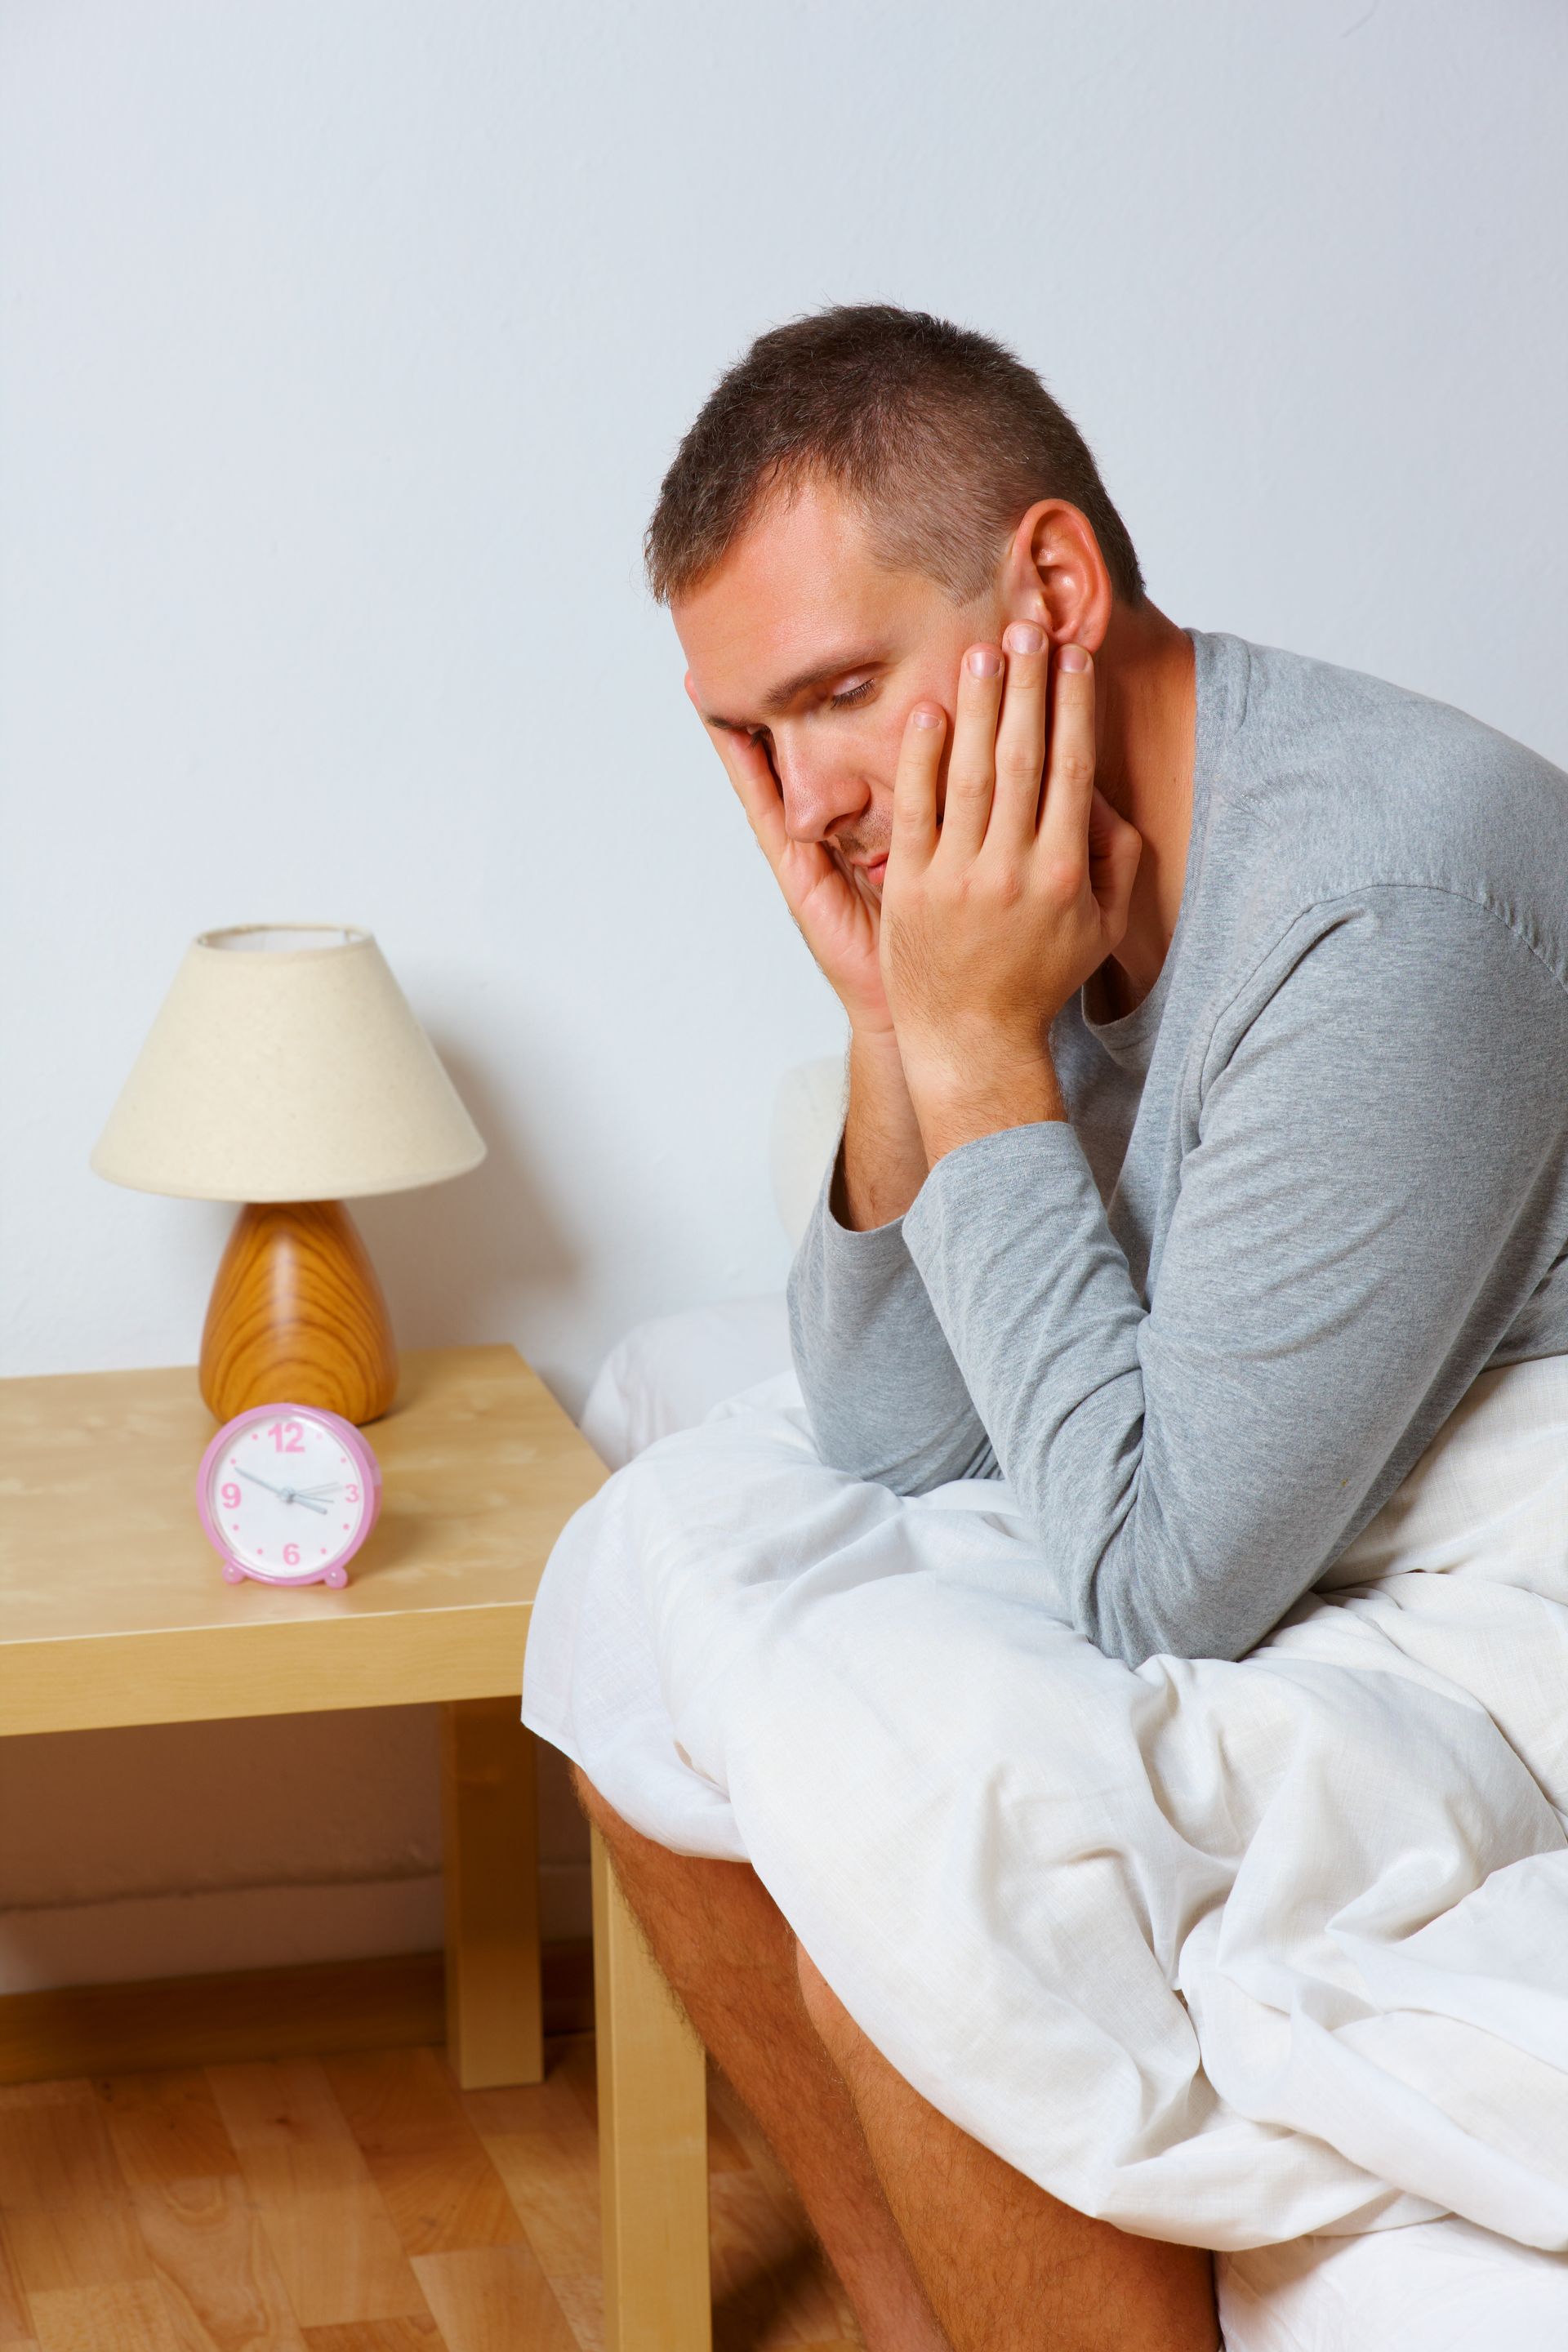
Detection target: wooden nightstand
<box><xmin>0</xmin><ymin>1339</ymin><xmax>714</xmax><ymax>2350</ymax></box>
<box><xmin>0</xmin><ymin>1342</ymin><xmax>604</xmax><ymax>2088</ymax></box>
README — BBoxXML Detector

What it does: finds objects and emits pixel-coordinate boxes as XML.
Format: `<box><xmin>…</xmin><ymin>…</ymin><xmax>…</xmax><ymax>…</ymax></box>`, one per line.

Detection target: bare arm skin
<box><xmin>831</xmin><ymin>1024</ymin><xmax>929</xmax><ymax>1231</ymax></box>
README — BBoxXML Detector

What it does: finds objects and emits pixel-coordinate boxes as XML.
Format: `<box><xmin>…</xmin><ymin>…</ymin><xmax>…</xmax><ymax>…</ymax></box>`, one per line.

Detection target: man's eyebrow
<box><xmin>702</xmin><ymin>648</ymin><xmax>888</xmax><ymax>732</ymax></box>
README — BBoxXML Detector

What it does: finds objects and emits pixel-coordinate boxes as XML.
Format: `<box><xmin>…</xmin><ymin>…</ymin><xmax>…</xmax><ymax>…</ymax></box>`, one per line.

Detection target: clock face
<box><xmin>199</xmin><ymin>1406</ymin><xmax>379</xmax><ymax>1584</ymax></box>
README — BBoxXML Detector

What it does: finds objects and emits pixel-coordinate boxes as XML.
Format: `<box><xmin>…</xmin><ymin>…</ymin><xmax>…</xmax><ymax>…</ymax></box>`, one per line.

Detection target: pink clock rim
<box><xmin>196</xmin><ymin>1401</ymin><xmax>382</xmax><ymax>1581</ymax></box>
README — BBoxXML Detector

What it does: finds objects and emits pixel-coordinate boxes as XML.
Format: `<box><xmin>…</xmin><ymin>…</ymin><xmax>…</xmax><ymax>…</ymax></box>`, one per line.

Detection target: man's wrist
<box><xmin>835</xmin><ymin>1022</ymin><xmax>929</xmax><ymax>1232</ymax></box>
<box><xmin>848</xmin><ymin>1019</ymin><xmax>905</xmax><ymax>1062</ymax></box>
<box><xmin>905</xmin><ymin>1047</ymin><xmax>1067</xmax><ymax>1163</ymax></box>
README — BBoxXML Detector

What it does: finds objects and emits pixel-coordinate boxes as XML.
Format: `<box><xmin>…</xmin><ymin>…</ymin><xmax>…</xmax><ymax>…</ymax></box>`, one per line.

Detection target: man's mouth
<box><xmin>849</xmin><ymin>853</ymin><xmax>889</xmax><ymax>889</ymax></box>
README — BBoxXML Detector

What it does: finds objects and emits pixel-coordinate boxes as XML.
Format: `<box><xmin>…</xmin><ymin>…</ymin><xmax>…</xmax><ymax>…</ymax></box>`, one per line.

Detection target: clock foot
<box><xmin>325</xmin><ymin>1565</ymin><xmax>349</xmax><ymax>1588</ymax></box>
<box><xmin>221</xmin><ymin>1559</ymin><xmax>247</xmax><ymax>1584</ymax></box>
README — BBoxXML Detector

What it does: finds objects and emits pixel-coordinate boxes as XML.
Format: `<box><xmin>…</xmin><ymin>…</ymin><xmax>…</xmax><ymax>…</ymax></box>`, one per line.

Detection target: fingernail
<box><xmin>1003</xmin><ymin>621</ymin><xmax>1045</xmax><ymax>655</ymax></box>
<box><xmin>911</xmin><ymin>704</ymin><xmax>943</xmax><ymax>728</ymax></box>
<box><xmin>966</xmin><ymin>644</ymin><xmax>1003</xmax><ymax>676</ymax></box>
<box><xmin>1059</xmin><ymin>644</ymin><xmax>1090</xmax><ymax>672</ymax></box>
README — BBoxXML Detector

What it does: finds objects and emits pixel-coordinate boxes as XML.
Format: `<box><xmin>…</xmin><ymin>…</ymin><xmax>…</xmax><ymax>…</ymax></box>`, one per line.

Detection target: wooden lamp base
<box><xmin>198</xmin><ymin>1200</ymin><xmax>399</xmax><ymax>1427</ymax></box>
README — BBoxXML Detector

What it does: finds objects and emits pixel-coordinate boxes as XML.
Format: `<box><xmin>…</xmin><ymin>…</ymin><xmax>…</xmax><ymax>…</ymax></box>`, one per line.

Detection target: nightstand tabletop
<box><xmin>0</xmin><ymin>1343</ymin><xmax>605</xmax><ymax>1735</ymax></box>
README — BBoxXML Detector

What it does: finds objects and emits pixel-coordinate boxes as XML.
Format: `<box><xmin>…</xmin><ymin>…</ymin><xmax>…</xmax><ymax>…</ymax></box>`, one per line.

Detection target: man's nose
<box><xmin>770</xmin><ymin>734</ymin><xmax>866</xmax><ymax>845</ymax></box>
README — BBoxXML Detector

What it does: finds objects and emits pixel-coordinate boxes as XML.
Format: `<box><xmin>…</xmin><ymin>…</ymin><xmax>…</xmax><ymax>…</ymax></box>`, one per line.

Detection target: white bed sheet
<box><xmin>549</xmin><ymin>1300</ymin><xmax>1568</xmax><ymax>2348</ymax></box>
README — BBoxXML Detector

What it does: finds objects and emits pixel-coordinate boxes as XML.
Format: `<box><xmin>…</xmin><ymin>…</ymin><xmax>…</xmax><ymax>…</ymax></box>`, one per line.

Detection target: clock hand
<box><xmin>234</xmin><ymin>1463</ymin><xmax>287</xmax><ymax>1498</ymax></box>
<box><xmin>232</xmin><ymin>1466</ymin><xmax>330</xmax><ymax>1517</ymax></box>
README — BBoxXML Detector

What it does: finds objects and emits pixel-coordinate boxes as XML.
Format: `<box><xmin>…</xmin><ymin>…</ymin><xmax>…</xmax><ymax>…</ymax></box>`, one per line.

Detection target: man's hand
<box><xmin>879</xmin><ymin>626</ymin><xmax>1143</xmax><ymax>1159</ymax></box>
<box><xmin>697</xmin><ymin>703</ymin><xmax>893</xmax><ymax>1040</ymax></box>
<box><xmin>693</xmin><ymin>684</ymin><xmax>928</xmax><ymax>1231</ymax></box>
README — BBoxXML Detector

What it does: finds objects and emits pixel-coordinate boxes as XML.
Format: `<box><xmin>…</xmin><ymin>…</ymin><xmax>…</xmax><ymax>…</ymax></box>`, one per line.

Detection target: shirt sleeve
<box><xmin>786</xmin><ymin>1125</ymin><xmax>999</xmax><ymax>1490</ymax></box>
<box><xmin>899</xmin><ymin>886</ymin><xmax>1568</xmax><ymax>1667</ymax></box>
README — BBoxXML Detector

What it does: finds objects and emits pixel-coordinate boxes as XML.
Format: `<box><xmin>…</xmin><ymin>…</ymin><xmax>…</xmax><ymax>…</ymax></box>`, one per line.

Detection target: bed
<box><xmin>569</xmin><ymin>1056</ymin><xmax>1568</xmax><ymax>2350</ymax></box>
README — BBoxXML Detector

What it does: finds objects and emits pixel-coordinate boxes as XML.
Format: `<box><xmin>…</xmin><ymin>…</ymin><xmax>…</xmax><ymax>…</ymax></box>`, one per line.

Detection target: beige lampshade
<box><xmin>91</xmin><ymin>924</ymin><xmax>487</xmax><ymax>1202</ymax></box>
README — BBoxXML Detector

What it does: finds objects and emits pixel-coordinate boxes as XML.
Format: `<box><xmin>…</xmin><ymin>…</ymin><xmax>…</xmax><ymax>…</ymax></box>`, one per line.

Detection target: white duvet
<box><xmin>522</xmin><ymin>1346</ymin><xmax>1568</xmax><ymax>2329</ymax></box>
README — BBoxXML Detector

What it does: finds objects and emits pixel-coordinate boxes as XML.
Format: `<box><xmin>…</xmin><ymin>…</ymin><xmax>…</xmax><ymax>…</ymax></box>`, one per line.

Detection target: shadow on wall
<box><xmin>0</xmin><ymin>1704</ymin><xmax>594</xmax><ymax>1993</ymax></box>
<box><xmin>354</xmin><ymin>1031</ymin><xmax>581</xmax><ymax>1364</ymax></box>
<box><xmin>354</xmin><ymin>1029</ymin><xmax>595</xmax><ymax>1923</ymax></box>
<box><xmin>0</xmin><ymin>1707</ymin><xmax>442</xmax><ymax>1993</ymax></box>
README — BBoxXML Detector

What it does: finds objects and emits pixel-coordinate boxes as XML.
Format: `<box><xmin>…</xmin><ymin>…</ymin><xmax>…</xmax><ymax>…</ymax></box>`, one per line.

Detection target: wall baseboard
<box><xmin>0</xmin><ymin>1860</ymin><xmax>594</xmax><ymax>1997</ymax></box>
<box><xmin>0</xmin><ymin>1937</ymin><xmax>594</xmax><ymax>2087</ymax></box>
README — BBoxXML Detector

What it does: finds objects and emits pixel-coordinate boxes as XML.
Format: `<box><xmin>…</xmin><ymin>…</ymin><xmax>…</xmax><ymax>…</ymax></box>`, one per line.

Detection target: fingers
<box><xmin>931</xmin><ymin>630</ymin><xmax>1054</xmax><ymax>865</ymax></box>
<box><xmin>891</xmin><ymin>702</ymin><xmax>945</xmax><ymax>868</ymax></box>
<box><xmin>934</xmin><ymin>642</ymin><xmax>1005</xmax><ymax>861</ymax></box>
<box><xmin>702</xmin><ymin>721</ymin><xmax>791</xmax><ymax>869</ymax></box>
<box><xmin>1039</xmin><ymin>644</ymin><xmax>1097</xmax><ymax>862</ymax></box>
<box><xmin>986</xmin><ymin>621</ymin><xmax>1049</xmax><ymax>853</ymax></box>
<box><xmin>1086</xmin><ymin>784</ymin><xmax>1143</xmax><ymax>942</ymax></box>
<box><xmin>687</xmin><ymin>662</ymin><xmax>799</xmax><ymax>867</ymax></box>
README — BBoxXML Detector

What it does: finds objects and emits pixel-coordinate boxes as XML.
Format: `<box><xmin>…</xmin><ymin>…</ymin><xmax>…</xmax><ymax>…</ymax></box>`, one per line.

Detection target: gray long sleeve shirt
<box><xmin>786</xmin><ymin>630</ymin><xmax>1568</xmax><ymax>1668</ymax></box>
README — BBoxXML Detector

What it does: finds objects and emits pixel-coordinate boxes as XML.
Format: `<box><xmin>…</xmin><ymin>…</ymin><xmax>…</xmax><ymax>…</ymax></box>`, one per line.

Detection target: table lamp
<box><xmin>91</xmin><ymin>923</ymin><xmax>486</xmax><ymax>1426</ymax></box>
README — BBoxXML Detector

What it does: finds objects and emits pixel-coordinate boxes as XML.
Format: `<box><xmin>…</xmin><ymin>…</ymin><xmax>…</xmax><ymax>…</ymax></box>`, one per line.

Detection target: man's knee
<box><xmin>568</xmin><ymin>1760</ymin><xmax>741</xmax><ymax>1900</ymax></box>
<box><xmin>568</xmin><ymin>1764</ymin><xmax>673</xmax><ymax>1871</ymax></box>
<box><xmin>568</xmin><ymin>1757</ymin><xmax>606</xmax><ymax>1820</ymax></box>
<box><xmin>568</xmin><ymin>1758</ymin><xmax>635</xmax><ymax>1846</ymax></box>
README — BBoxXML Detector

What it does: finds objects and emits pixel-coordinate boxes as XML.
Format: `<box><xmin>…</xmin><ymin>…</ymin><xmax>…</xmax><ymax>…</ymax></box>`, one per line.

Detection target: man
<box><xmin>523</xmin><ymin>305</ymin><xmax>1568</xmax><ymax>2349</ymax></box>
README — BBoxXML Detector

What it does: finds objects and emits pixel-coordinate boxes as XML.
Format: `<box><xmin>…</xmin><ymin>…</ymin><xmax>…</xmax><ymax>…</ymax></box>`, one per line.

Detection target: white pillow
<box><xmin>578</xmin><ymin>1295</ymin><xmax>794</xmax><ymax>1470</ymax></box>
<box><xmin>577</xmin><ymin>1051</ymin><xmax>848</xmax><ymax>1469</ymax></box>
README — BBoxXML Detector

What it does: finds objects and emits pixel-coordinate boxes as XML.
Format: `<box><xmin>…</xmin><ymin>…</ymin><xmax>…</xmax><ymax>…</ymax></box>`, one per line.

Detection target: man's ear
<box><xmin>1000</xmin><ymin>499</ymin><xmax>1115</xmax><ymax>656</ymax></box>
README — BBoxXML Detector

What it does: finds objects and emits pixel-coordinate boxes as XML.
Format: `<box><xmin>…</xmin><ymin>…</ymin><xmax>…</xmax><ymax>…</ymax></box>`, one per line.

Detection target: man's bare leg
<box><xmin>576</xmin><ymin>1767</ymin><xmax>1218</xmax><ymax>2352</ymax></box>
<box><xmin>572</xmin><ymin>1764</ymin><xmax>952</xmax><ymax>2352</ymax></box>
<box><xmin>795</xmin><ymin>1948</ymin><xmax>1221</xmax><ymax>2352</ymax></box>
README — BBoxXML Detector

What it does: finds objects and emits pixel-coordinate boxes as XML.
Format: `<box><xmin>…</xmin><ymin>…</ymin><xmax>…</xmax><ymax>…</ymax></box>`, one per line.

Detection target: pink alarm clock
<box><xmin>197</xmin><ymin>1402</ymin><xmax>382</xmax><ymax>1588</ymax></box>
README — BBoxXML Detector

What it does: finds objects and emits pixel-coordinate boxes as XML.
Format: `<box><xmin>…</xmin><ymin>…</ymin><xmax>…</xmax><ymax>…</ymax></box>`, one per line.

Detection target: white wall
<box><xmin>3</xmin><ymin>0</ymin><xmax>1565</xmax><ymax>1989</ymax></box>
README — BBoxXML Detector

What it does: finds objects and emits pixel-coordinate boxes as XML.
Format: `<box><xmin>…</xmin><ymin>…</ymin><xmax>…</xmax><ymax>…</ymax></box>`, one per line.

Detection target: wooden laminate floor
<box><xmin>0</xmin><ymin>2032</ymin><xmax>864</xmax><ymax>2351</ymax></box>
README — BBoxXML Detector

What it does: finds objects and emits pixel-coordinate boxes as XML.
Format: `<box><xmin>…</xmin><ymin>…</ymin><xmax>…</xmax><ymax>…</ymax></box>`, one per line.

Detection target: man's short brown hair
<box><xmin>644</xmin><ymin>303</ymin><xmax>1145</xmax><ymax>609</ymax></box>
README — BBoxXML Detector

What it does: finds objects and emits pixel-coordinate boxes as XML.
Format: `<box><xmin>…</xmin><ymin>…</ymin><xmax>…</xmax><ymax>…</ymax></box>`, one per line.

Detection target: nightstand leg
<box><xmin>591</xmin><ymin>1821</ymin><xmax>711</xmax><ymax>2352</ymax></box>
<box><xmin>440</xmin><ymin>1696</ymin><xmax>544</xmax><ymax>2088</ymax></box>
